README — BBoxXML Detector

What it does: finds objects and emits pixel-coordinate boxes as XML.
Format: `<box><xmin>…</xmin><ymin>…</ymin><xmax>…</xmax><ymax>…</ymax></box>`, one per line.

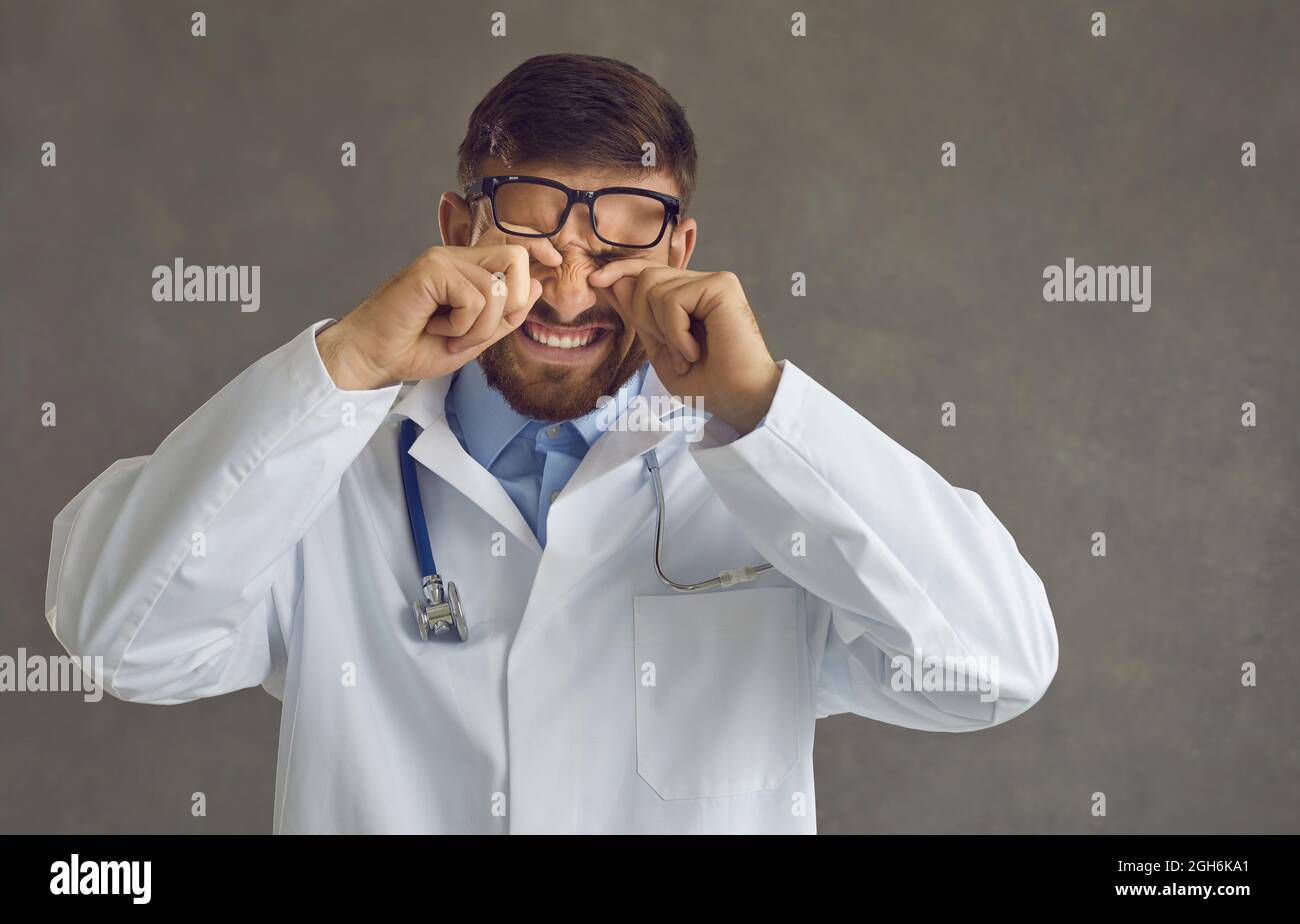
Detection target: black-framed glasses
<box><xmin>467</xmin><ymin>175</ymin><xmax>681</xmax><ymax>249</ymax></box>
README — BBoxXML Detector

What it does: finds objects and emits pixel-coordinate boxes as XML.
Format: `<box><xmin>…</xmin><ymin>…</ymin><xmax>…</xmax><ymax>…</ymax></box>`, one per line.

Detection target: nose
<box><xmin>535</xmin><ymin>212</ymin><xmax>602</xmax><ymax>320</ymax></box>
<box><xmin>540</xmin><ymin>252</ymin><xmax>603</xmax><ymax>318</ymax></box>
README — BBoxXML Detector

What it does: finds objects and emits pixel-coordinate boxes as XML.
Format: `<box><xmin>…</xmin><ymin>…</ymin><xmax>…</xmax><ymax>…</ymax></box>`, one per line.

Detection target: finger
<box><xmin>423</xmin><ymin>264</ymin><xmax>491</xmax><ymax>339</ymax></box>
<box><xmin>632</xmin><ymin>268</ymin><xmax>688</xmax><ymax>362</ymax></box>
<box><xmin>587</xmin><ymin>257</ymin><xmax>659</xmax><ymax>289</ymax></box>
<box><xmin>506</xmin><ymin>278</ymin><xmax>543</xmax><ymax>324</ymax></box>
<box><xmin>609</xmin><ymin>274</ymin><xmax>659</xmax><ymax>345</ymax></box>
<box><xmin>447</xmin><ymin>286</ymin><xmax>534</xmax><ymax>361</ymax></box>
<box><xmin>516</xmin><ymin>234</ymin><xmax>563</xmax><ymax>268</ymax></box>
<box><xmin>477</xmin><ymin>223</ymin><xmax>565</xmax><ymax>269</ymax></box>
<box><xmin>651</xmin><ymin>279</ymin><xmax>703</xmax><ymax>366</ymax></box>
<box><xmin>466</xmin><ymin>244</ymin><xmax>536</xmax><ymax>313</ymax></box>
<box><xmin>601</xmin><ymin>274</ymin><xmax>635</xmax><ymax>318</ymax></box>
<box><xmin>496</xmin><ymin>283</ymin><xmax>537</xmax><ymax>336</ymax></box>
<box><xmin>442</xmin><ymin>261</ymin><xmax>508</xmax><ymax>353</ymax></box>
<box><xmin>421</xmin><ymin>263</ymin><xmax>488</xmax><ymax>340</ymax></box>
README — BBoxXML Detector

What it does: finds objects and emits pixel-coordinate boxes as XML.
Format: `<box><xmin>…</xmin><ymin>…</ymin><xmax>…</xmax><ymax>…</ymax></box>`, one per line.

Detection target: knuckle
<box><xmin>420</xmin><ymin>250</ymin><xmax>451</xmax><ymax>277</ymax></box>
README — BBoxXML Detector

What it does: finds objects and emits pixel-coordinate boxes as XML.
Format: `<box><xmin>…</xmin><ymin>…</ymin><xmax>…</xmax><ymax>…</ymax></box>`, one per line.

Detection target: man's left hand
<box><xmin>588</xmin><ymin>261</ymin><xmax>781</xmax><ymax>435</ymax></box>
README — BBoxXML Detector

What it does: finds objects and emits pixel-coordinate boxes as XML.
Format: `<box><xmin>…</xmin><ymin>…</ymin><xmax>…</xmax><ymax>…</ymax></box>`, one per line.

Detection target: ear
<box><xmin>667</xmin><ymin>216</ymin><xmax>698</xmax><ymax>270</ymax></box>
<box><xmin>438</xmin><ymin>192</ymin><xmax>474</xmax><ymax>247</ymax></box>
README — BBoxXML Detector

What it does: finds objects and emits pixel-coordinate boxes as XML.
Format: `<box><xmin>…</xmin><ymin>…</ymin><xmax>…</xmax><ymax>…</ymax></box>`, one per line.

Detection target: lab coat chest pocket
<box><xmin>632</xmin><ymin>587</ymin><xmax>802</xmax><ymax>801</ymax></box>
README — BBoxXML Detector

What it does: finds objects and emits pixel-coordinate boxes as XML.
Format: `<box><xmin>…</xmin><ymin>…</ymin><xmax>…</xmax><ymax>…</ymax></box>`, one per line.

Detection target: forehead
<box><xmin>477</xmin><ymin>155</ymin><xmax>680</xmax><ymax>198</ymax></box>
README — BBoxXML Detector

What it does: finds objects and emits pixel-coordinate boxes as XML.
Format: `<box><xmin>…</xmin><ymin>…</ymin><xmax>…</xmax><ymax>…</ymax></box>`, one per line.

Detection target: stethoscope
<box><xmin>399</xmin><ymin>419</ymin><xmax>774</xmax><ymax>643</ymax></box>
<box><xmin>400</xmin><ymin>419</ymin><xmax>468</xmax><ymax>641</ymax></box>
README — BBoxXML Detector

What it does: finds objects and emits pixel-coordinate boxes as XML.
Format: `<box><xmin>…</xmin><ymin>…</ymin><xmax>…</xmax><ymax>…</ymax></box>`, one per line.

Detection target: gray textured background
<box><xmin>2</xmin><ymin>0</ymin><xmax>1296</xmax><ymax>834</ymax></box>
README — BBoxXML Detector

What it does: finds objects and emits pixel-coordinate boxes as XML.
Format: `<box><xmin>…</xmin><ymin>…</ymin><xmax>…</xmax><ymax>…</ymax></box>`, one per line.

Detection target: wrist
<box><xmin>714</xmin><ymin>363</ymin><xmax>782</xmax><ymax>436</ymax></box>
<box><xmin>316</xmin><ymin>320</ymin><xmax>397</xmax><ymax>391</ymax></box>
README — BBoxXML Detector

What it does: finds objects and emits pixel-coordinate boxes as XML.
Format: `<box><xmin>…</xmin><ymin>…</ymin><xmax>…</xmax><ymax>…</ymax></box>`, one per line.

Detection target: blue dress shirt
<box><xmin>444</xmin><ymin>359</ymin><xmax>648</xmax><ymax>548</ymax></box>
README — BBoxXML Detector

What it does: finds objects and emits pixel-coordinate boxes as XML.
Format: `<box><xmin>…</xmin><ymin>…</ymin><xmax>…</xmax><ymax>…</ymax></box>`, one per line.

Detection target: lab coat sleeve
<box><xmin>688</xmin><ymin>360</ymin><xmax>1058</xmax><ymax>731</ymax></box>
<box><xmin>44</xmin><ymin>321</ymin><xmax>401</xmax><ymax>704</ymax></box>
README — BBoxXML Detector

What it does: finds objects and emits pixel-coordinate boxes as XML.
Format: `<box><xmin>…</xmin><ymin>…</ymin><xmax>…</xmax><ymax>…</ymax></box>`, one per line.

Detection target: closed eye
<box><xmin>591</xmin><ymin>250</ymin><xmax>637</xmax><ymax>267</ymax></box>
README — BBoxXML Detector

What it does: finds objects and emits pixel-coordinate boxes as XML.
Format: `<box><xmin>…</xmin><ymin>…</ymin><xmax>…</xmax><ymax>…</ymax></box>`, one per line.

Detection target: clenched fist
<box><xmin>317</xmin><ymin>241</ymin><xmax>560</xmax><ymax>390</ymax></box>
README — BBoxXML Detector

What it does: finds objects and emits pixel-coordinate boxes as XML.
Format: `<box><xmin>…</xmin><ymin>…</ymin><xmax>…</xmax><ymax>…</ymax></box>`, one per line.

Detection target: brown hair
<box><xmin>457</xmin><ymin>53</ymin><xmax>698</xmax><ymax>212</ymax></box>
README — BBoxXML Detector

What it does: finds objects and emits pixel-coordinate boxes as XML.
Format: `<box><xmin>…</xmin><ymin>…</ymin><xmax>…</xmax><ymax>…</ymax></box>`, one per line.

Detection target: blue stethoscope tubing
<box><xmin>398</xmin><ymin>419</ymin><xmax>773</xmax><ymax>644</ymax></box>
<box><xmin>399</xmin><ymin>419</ymin><xmax>437</xmax><ymax>578</ymax></box>
<box><xmin>400</xmin><ymin>418</ymin><xmax>467</xmax><ymax>642</ymax></box>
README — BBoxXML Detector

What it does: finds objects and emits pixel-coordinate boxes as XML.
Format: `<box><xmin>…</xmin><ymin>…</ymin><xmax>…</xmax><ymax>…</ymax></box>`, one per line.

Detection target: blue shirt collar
<box><xmin>446</xmin><ymin>359</ymin><xmax>648</xmax><ymax>469</ymax></box>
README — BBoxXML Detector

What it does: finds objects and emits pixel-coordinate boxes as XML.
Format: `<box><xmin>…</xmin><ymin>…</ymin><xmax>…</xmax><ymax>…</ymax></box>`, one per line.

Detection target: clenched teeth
<box><xmin>524</xmin><ymin>322</ymin><xmax>602</xmax><ymax>349</ymax></box>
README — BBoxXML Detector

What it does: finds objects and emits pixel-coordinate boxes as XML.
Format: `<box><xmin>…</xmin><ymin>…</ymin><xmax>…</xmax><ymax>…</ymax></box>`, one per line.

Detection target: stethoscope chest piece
<box><xmin>413</xmin><ymin>573</ymin><xmax>468</xmax><ymax>642</ymax></box>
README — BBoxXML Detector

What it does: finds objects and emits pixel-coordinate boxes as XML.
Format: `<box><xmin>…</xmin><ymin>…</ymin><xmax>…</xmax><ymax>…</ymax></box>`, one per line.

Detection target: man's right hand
<box><xmin>316</xmin><ymin>242</ymin><xmax>558</xmax><ymax>390</ymax></box>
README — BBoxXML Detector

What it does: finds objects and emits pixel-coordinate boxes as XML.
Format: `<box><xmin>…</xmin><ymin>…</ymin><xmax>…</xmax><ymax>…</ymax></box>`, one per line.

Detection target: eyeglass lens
<box><xmin>493</xmin><ymin>181</ymin><xmax>667</xmax><ymax>247</ymax></box>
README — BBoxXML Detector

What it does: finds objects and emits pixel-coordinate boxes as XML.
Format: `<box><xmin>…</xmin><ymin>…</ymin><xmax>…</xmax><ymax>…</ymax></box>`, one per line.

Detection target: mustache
<box><xmin>524</xmin><ymin>298</ymin><xmax>621</xmax><ymax>330</ymax></box>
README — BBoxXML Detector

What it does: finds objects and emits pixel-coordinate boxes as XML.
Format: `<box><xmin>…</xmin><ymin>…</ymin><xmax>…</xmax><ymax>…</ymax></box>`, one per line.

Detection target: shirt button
<box><xmin>546</xmin><ymin>425</ymin><xmax>561</xmax><ymax>438</ymax></box>
<box><xmin>550</xmin><ymin>490</ymin><xmax>561</xmax><ymax>503</ymax></box>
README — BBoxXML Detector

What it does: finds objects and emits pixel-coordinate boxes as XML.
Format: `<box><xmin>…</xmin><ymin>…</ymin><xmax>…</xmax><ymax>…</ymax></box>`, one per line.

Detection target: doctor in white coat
<box><xmin>45</xmin><ymin>54</ymin><xmax>1057</xmax><ymax>834</ymax></box>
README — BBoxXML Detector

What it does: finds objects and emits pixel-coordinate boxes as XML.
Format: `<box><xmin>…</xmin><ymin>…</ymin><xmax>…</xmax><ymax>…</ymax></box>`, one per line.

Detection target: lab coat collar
<box><xmin>391</xmin><ymin>373</ymin><xmax>543</xmax><ymax>555</ymax></box>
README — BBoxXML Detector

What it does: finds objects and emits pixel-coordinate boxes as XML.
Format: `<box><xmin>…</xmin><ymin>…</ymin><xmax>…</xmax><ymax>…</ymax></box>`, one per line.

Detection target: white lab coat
<box><xmin>45</xmin><ymin>320</ymin><xmax>1058</xmax><ymax>834</ymax></box>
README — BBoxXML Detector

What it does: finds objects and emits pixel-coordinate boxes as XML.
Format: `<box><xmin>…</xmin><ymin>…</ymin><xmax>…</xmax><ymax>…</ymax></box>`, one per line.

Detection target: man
<box><xmin>45</xmin><ymin>54</ymin><xmax>1058</xmax><ymax>833</ymax></box>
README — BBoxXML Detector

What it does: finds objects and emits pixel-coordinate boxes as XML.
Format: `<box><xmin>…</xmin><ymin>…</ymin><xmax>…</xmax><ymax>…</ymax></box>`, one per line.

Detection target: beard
<box><xmin>476</xmin><ymin>300</ymin><xmax>648</xmax><ymax>422</ymax></box>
